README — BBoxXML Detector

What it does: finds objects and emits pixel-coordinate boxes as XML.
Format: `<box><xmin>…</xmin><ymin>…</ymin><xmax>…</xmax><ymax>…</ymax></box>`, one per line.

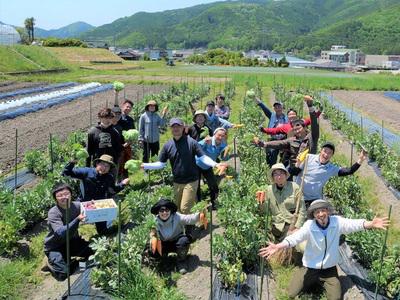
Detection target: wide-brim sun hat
<box><xmin>145</xmin><ymin>100</ymin><xmax>159</xmax><ymax>112</ymax></box>
<box><xmin>307</xmin><ymin>199</ymin><xmax>334</xmax><ymax>219</ymax></box>
<box><xmin>151</xmin><ymin>198</ymin><xmax>178</xmax><ymax>215</ymax></box>
<box><xmin>193</xmin><ymin>110</ymin><xmax>208</xmax><ymax>122</ymax></box>
<box><xmin>269</xmin><ymin>163</ymin><xmax>289</xmax><ymax>179</ymax></box>
<box><xmin>93</xmin><ymin>154</ymin><xmax>116</xmax><ymax>168</ymax></box>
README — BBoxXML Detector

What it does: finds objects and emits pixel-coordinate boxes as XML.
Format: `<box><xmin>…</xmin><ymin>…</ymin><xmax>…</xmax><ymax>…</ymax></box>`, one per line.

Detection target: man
<box><xmin>86</xmin><ymin>108</ymin><xmax>122</xmax><ymax>168</ymax></box>
<box><xmin>259</xmin><ymin>199</ymin><xmax>389</xmax><ymax>300</ymax></box>
<box><xmin>187</xmin><ymin>110</ymin><xmax>213</xmax><ymax>141</ymax></box>
<box><xmin>62</xmin><ymin>154</ymin><xmax>129</xmax><ymax>234</ymax></box>
<box><xmin>196</xmin><ymin>127</ymin><xmax>230</xmax><ymax>209</ymax></box>
<box><xmin>118</xmin><ymin>99</ymin><xmax>135</xmax><ymax>130</ymax></box>
<box><xmin>138</xmin><ymin>100</ymin><xmax>167</xmax><ymax>162</ymax></box>
<box><xmin>254</xmin><ymin>96</ymin><xmax>319</xmax><ymax>169</ymax></box>
<box><xmin>255</xmin><ymin>98</ymin><xmax>288</xmax><ymax>166</ymax></box>
<box><xmin>142</xmin><ymin>118</ymin><xmax>224</xmax><ymax>215</ymax></box>
<box><xmin>214</xmin><ymin>94</ymin><xmax>230</xmax><ymax>120</ymax></box>
<box><xmin>204</xmin><ymin>101</ymin><xmax>233</xmax><ymax>132</ymax></box>
<box><xmin>289</xmin><ymin>142</ymin><xmax>367</xmax><ymax>206</ymax></box>
<box><xmin>43</xmin><ymin>183</ymin><xmax>93</xmax><ymax>281</ymax></box>
<box><xmin>258</xmin><ymin>163</ymin><xmax>306</xmax><ymax>242</ymax></box>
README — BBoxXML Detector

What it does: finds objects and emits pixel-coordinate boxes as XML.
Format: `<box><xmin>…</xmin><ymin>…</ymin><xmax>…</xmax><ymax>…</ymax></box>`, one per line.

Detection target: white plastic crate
<box><xmin>81</xmin><ymin>198</ymin><xmax>117</xmax><ymax>223</ymax></box>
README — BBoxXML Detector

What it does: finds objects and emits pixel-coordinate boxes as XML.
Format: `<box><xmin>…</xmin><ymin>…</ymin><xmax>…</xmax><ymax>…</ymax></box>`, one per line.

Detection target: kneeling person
<box><xmin>43</xmin><ymin>183</ymin><xmax>93</xmax><ymax>281</ymax></box>
<box><xmin>259</xmin><ymin>200</ymin><xmax>389</xmax><ymax>300</ymax></box>
<box><xmin>258</xmin><ymin>163</ymin><xmax>306</xmax><ymax>242</ymax></box>
<box><xmin>150</xmin><ymin>198</ymin><xmax>200</xmax><ymax>275</ymax></box>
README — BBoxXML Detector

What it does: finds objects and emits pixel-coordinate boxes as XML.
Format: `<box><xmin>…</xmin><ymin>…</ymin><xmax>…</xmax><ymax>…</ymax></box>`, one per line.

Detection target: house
<box><xmin>365</xmin><ymin>55</ymin><xmax>400</xmax><ymax>69</ymax></box>
<box><xmin>116</xmin><ymin>50</ymin><xmax>141</xmax><ymax>60</ymax></box>
<box><xmin>321</xmin><ymin>47</ymin><xmax>365</xmax><ymax>65</ymax></box>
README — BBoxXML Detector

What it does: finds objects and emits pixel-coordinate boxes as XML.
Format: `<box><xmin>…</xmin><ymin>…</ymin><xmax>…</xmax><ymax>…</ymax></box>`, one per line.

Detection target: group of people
<box><xmin>252</xmin><ymin>95</ymin><xmax>387</xmax><ymax>299</ymax></box>
<box><xmin>41</xmin><ymin>91</ymin><xmax>389</xmax><ymax>300</ymax></box>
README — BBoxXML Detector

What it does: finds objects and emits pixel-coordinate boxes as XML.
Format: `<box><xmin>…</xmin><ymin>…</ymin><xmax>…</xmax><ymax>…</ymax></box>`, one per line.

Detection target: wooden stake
<box><xmin>13</xmin><ymin>129</ymin><xmax>18</xmax><ymax>207</ymax></box>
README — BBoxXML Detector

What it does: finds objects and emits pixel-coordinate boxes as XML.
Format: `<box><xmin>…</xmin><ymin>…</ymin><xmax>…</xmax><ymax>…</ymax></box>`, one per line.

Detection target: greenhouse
<box><xmin>0</xmin><ymin>24</ymin><xmax>21</xmax><ymax>45</ymax></box>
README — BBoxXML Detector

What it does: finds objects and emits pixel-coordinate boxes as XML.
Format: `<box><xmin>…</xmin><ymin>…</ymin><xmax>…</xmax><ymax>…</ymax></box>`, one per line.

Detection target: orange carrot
<box><xmin>200</xmin><ymin>212</ymin><xmax>209</xmax><ymax>230</ymax></box>
<box><xmin>150</xmin><ymin>237</ymin><xmax>157</xmax><ymax>254</ymax></box>
<box><xmin>156</xmin><ymin>239</ymin><xmax>162</xmax><ymax>256</ymax></box>
<box><xmin>256</xmin><ymin>191</ymin><xmax>265</xmax><ymax>204</ymax></box>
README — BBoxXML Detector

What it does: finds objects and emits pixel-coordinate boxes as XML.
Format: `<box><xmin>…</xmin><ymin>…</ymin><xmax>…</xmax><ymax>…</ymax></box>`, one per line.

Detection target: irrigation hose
<box><xmin>374</xmin><ymin>204</ymin><xmax>392</xmax><ymax>299</ymax></box>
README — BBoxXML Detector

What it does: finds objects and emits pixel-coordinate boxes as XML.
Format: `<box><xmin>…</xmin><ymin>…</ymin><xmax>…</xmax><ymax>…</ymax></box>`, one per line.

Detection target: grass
<box><xmin>46</xmin><ymin>47</ymin><xmax>123</xmax><ymax>65</ymax></box>
<box><xmin>0</xmin><ymin>46</ymin><xmax>40</xmax><ymax>72</ymax></box>
<box><xmin>13</xmin><ymin>45</ymin><xmax>66</xmax><ymax>70</ymax></box>
<box><xmin>0</xmin><ymin>231</ymin><xmax>46</xmax><ymax>300</ymax></box>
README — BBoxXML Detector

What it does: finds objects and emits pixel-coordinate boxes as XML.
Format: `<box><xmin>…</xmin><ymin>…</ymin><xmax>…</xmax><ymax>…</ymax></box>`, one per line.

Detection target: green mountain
<box><xmin>36</xmin><ymin>22</ymin><xmax>95</xmax><ymax>38</ymax></box>
<box><xmin>81</xmin><ymin>0</ymin><xmax>400</xmax><ymax>54</ymax></box>
<box><xmin>286</xmin><ymin>5</ymin><xmax>400</xmax><ymax>54</ymax></box>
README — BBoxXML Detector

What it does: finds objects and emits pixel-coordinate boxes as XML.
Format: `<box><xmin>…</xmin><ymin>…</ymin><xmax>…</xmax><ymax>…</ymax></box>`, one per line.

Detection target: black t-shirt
<box><xmin>118</xmin><ymin>114</ymin><xmax>135</xmax><ymax>130</ymax></box>
<box><xmin>187</xmin><ymin>124</ymin><xmax>212</xmax><ymax>141</ymax></box>
<box><xmin>86</xmin><ymin>125</ymin><xmax>122</xmax><ymax>167</ymax></box>
<box><xmin>159</xmin><ymin>136</ymin><xmax>204</xmax><ymax>183</ymax></box>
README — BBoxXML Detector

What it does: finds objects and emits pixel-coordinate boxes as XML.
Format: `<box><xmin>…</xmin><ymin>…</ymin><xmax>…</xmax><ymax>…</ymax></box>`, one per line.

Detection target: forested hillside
<box><xmin>81</xmin><ymin>0</ymin><xmax>400</xmax><ymax>54</ymax></box>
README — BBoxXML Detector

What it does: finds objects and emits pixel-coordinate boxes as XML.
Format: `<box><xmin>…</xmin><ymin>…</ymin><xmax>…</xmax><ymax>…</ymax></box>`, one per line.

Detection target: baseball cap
<box><xmin>169</xmin><ymin>118</ymin><xmax>184</xmax><ymax>127</ymax></box>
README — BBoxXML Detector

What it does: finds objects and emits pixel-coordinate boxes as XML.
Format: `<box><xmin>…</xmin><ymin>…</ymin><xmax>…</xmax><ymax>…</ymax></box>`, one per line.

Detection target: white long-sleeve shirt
<box><xmin>283</xmin><ymin>216</ymin><xmax>365</xmax><ymax>269</ymax></box>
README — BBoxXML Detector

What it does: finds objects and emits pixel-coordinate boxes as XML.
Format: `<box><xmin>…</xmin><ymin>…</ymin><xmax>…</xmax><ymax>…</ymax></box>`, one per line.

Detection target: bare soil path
<box><xmin>331</xmin><ymin>90</ymin><xmax>400</xmax><ymax>134</ymax></box>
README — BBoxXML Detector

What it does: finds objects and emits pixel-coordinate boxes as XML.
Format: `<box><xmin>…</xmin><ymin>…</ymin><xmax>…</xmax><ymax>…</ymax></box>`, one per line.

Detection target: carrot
<box><xmin>200</xmin><ymin>212</ymin><xmax>208</xmax><ymax>230</ymax></box>
<box><xmin>256</xmin><ymin>191</ymin><xmax>265</xmax><ymax>204</ymax></box>
<box><xmin>150</xmin><ymin>237</ymin><xmax>157</xmax><ymax>254</ymax></box>
<box><xmin>156</xmin><ymin>239</ymin><xmax>162</xmax><ymax>256</ymax></box>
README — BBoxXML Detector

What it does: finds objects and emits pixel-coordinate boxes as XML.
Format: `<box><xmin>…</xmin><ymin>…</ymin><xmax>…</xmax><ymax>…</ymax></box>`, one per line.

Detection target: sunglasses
<box><xmin>159</xmin><ymin>208</ymin><xmax>170</xmax><ymax>213</ymax></box>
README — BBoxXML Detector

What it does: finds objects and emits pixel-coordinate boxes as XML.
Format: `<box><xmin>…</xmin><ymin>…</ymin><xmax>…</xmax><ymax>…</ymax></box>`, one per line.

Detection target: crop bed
<box><xmin>0</xmin><ymin>83</ymin><xmax>166</xmax><ymax>172</ymax></box>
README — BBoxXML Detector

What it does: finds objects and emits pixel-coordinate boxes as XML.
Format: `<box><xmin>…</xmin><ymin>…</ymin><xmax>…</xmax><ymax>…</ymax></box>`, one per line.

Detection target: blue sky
<box><xmin>0</xmin><ymin>0</ymin><xmax>223</xmax><ymax>29</ymax></box>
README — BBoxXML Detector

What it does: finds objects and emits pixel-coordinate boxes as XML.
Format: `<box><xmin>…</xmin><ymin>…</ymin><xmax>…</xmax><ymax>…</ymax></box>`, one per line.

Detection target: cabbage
<box><xmin>76</xmin><ymin>148</ymin><xmax>89</xmax><ymax>160</ymax></box>
<box><xmin>246</xmin><ymin>89</ymin><xmax>256</xmax><ymax>99</ymax></box>
<box><xmin>113</xmin><ymin>81</ymin><xmax>125</xmax><ymax>92</ymax></box>
<box><xmin>122</xmin><ymin>129</ymin><xmax>139</xmax><ymax>143</ymax></box>
<box><xmin>124</xmin><ymin>159</ymin><xmax>141</xmax><ymax>173</ymax></box>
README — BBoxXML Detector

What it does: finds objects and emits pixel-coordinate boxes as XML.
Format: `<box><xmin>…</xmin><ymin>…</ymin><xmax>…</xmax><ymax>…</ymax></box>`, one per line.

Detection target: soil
<box><xmin>81</xmin><ymin>74</ymin><xmax>230</xmax><ymax>83</ymax></box>
<box><xmin>0</xmin><ymin>81</ymin><xmax>47</xmax><ymax>93</ymax></box>
<box><xmin>0</xmin><ymin>84</ymin><xmax>166</xmax><ymax>173</ymax></box>
<box><xmin>319</xmin><ymin>117</ymin><xmax>400</xmax><ymax>222</ymax></box>
<box><xmin>331</xmin><ymin>90</ymin><xmax>400</xmax><ymax>134</ymax></box>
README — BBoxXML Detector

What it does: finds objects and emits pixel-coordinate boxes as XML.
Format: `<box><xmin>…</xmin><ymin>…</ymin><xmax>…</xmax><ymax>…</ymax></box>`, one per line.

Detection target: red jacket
<box><xmin>261</xmin><ymin>111</ymin><xmax>321</xmax><ymax>136</ymax></box>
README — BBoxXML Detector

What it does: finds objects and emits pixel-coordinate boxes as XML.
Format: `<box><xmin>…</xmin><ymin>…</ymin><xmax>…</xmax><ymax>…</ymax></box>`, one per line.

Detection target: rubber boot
<box><xmin>185</xmin><ymin>225</ymin><xmax>196</xmax><ymax>242</ymax></box>
<box><xmin>176</xmin><ymin>246</ymin><xmax>189</xmax><ymax>275</ymax></box>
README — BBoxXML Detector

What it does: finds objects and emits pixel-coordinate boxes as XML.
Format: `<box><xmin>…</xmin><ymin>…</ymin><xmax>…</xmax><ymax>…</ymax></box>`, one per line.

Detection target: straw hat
<box><xmin>93</xmin><ymin>154</ymin><xmax>116</xmax><ymax>168</ymax></box>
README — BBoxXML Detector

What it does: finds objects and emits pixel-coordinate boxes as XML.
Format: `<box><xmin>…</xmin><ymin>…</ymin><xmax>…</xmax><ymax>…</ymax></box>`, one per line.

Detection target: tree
<box><xmin>24</xmin><ymin>17</ymin><xmax>35</xmax><ymax>43</ymax></box>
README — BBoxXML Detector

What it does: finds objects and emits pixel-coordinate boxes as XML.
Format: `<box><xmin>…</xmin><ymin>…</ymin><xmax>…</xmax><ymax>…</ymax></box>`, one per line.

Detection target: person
<box><xmin>150</xmin><ymin>198</ymin><xmax>200</xmax><ymax>274</ymax></box>
<box><xmin>43</xmin><ymin>183</ymin><xmax>93</xmax><ymax>281</ymax></box>
<box><xmin>259</xmin><ymin>199</ymin><xmax>389</xmax><ymax>300</ymax></box>
<box><xmin>260</xmin><ymin>108</ymin><xmax>322</xmax><ymax>137</ymax></box>
<box><xmin>187</xmin><ymin>110</ymin><xmax>213</xmax><ymax>141</ymax></box>
<box><xmin>196</xmin><ymin>127</ymin><xmax>230</xmax><ymax>209</ymax></box>
<box><xmin>253</xmin><ymin>96</ymin><xmax>319</xmax><ymax>169</ymax></box>
<box><xmin>138</xmin><ymin>100</ymin><xmax>168</xmax><ymax>163</ymax></box>
<box><xmin>86</xmin><ymin>108</ymin><xmax>122</xmax><ymax>168</ymax></box>
<box><xmin>118</xmin><ymin>99</ymin><xmax>135</xmax><ymax>131</ymax></box>
<box><xmin>289</xmin><ymin>142</ymin><xmax>368</xmax><ymax>207</ymax></box>
<box><xmin>111</xmin><ymin>106</ymin><xmax>127</xmax><ymax>176</ymax></box>
<box><xmin>255</xmin><ymin>98</ymin><xmax>288</xmax><ymax>166</ymax></box>
<box><xmin>258</xmin><ymin>163</ymin><xmax>306</xmax><ymax>242</ymax></box>
<box><xmin>214</xmin><ymin>94</ymin><xmax>230</xmax><ymax>120</ymax></box>
<box><xmin>204</xmin><ymin>101</ymin><xmax>234</xmax><ymax>132</ymax></box>
<box><xmin>142</xmin><ymin>118</ymin><xmax>224</xmax><ymax>215</ymax></box>
<box><xmin>62</xmin><ymin>154</ymin><xmax>129</xmax><ymax>234</ymax></box>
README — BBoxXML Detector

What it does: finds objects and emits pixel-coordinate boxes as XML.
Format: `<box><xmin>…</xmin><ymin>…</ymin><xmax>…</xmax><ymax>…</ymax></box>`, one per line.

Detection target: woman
<box><xmin>150</xmin><ymin>198</ymin><xmax>200</xmax><ymax>274</ymax></box>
